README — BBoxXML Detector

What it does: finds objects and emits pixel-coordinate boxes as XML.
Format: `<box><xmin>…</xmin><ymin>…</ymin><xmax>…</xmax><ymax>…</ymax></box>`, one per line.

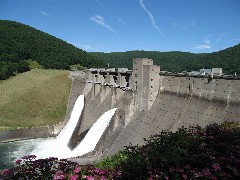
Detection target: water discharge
<box><xmin>31</xmin><ymin>95</ymin><xmax>85</xmax><ymax>159</ymax></box>
<box><xmin>31</xmin><ymin>95</ymin><xmax>117</xmax><ymax>159</ymax></box>
<box><xmin>57</xmin><ymin>96</ymin><xmax>84</xmax><ymax>141</ymax></box>
<box><xmin>72</xmin><ymin>108</ymin><xmax>117</xmax><ymax>156</ymax></box>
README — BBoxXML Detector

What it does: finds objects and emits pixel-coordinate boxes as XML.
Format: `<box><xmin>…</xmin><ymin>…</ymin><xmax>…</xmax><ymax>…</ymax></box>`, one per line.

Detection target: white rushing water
<box><xmin>57</xmin><ymin>96</ymin><xmax>85</xmax><ymax>141</ymax></box>
<box><xmin>71</xmin><ymin>108</ymin><xmax>117</xmax><ymax>156</ymax></box>
<box><xmin>31</xmin><ymin>94</ymin><xmax>117</xmax><ymax>159</ymax></box>
<box><xmin>31</xmin><ymin>95</ymin><xmax>85</xmax><ymax>159</ymax></box>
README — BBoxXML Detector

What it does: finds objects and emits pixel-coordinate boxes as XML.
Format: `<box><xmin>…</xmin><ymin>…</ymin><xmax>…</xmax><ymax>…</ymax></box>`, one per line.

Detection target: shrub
<box><xmin>96</xmin><ymin>150</ymin><xmax>128</xmax><ymax>170</ymax></box>
<box><xmin>0</xmin><ymin>155</ymin><xmax>119</xmax><ymax>180</ymax></box>
<box><xmin>117</xmin><ymin>121</ymin><xmax>240</xmax><ymax>179</ymax></box>
<box><xmin>1</xmin><ymin>121</ymin><xmax>239</xmax><ymax>179</ymax></box>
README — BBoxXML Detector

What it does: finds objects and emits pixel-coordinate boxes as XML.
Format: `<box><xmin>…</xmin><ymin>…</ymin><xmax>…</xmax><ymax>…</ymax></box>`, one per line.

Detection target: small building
<box><xmin>212</xmin><ymin>68</ymin><xmax>222</xmax><ymax>75</ymax></box>
<box><xmin>117</xmin><ymin>68</ymin><xmax>129</xmax><ymax>73</ymax></box>
<box><xmin>200</xmin><ymin>68</ymin><xmax>211</xmax><ymax>75</ymax></box>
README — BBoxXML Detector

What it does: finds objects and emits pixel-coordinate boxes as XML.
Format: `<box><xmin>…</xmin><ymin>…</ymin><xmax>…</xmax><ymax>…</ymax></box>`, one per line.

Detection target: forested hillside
<box><xmin>0</xmin><ymin>20</ymin><xmax>106</xmax><ymax>79</ymax></box>
<box><xmin>1</xmin><ymin>20</ymin><xmax>239</xmax><ymax>79</ymax></box>
<box><xmin>91</xmin><ymin>51</ymin><xmax>208</xmax><ymax>72</ymax></box>
<box><xmin>206</xmin><ymin>44</ymin><xmax>240</xmax><ymax>74</ymax></box>
<box><xmin>91</xmin><ymin>44</ymin><xmax>240</xmax><ymax>74</ymax></box>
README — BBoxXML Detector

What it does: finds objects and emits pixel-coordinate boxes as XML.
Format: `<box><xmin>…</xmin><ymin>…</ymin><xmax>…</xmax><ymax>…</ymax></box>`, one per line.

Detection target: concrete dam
<box><xmin>68</xmin><ymin>58</ymin><xmax>240</xmax><ymax>163</ymax></box>
<box><xmin>0</xmin><ymin>58</ymin><xmax>239</xmax><ymax>163</ymax></box>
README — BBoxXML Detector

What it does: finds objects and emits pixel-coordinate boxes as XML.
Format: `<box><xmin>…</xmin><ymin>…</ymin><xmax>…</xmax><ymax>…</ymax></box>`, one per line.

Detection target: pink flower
<box><xmin>94</xmin><ymin>168</ymin><xmax>106</xmax><ymax>175</ymax></box>
<box><xmin>86</xmin><ymin>176</ymin><xmax>94</xmax><ymax>180</ymax></box>
<box><xmin>182</xmin><ymin>173</ymin><xmax>187</xmax><ymax>179</ymax></box>
<box><xmin>100</xmin><ymin>176</ymin><xmax>107</xmax><ymax>180</ymax></box>
<box><xmin>2</xmin><ymin>169</ymin><xmax>10</xmax><ymax>176</ymax></box>
<box><xmin>55</xmin><ymin>170</ymin><xmax>64</xmax><ymax>175</ymax></box>
<box><xmin>54</xmin><ymin>174</ymin><xmax>64</xmax><ymax>180</ymax></box>
<box><xmin>212</xmin><ymin>163</ymin><xmax>221</xmax><ymax>171</ymax></box>
<box><xmin>15</xmin><ymin>159</ymin><xmax>22</xmax><ymax>164</ymax></box>
<box><xmin>202</xmin><ymin>168</ymin><xmax>211</xmax><ymax>176</ymax></box>
<box><xmin>71</xmin><ymin>175</ymin><xmax>79</xmax><ymax>180</ymax></box>
<box><xmin>74</xmin><ymin>167</ymin><xmax>81</xmax><ymax>173</ymax></box>
<box><xmin>165</xmin><ymin>176</ymin><xmax>169</xmax><ymax>180</ymax></box>
<box><xmin>54</xmin><ymin>170</ymin><xmax>64</xmax><ymax>180</ymax></box>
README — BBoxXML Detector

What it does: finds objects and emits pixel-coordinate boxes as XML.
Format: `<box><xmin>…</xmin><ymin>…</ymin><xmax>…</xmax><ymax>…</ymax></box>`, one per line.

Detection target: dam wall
<box><xmin>72</xmin><ymin>59</ymin><xmax>240</xmax><ymax>163</ymax></box>
<box><xmin>160</xmin><ymin>75</ymin><xmax>240</xmax><ymax>101</ymax></box>
<box><xmin>98</xmin><ymin>88</ymin><xmax>239</xmax><ymax>158</ymax></box>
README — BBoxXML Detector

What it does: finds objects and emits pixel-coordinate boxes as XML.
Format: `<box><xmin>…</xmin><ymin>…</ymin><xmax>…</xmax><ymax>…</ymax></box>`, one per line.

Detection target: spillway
<box><xmin>71</xmin><ymin>108</ymin><xmax>117</xmax><ymax>156</ymax></box>
<box><xmin>31</xmin><ymin>95</ymin><xmax>85</xmax><ymax>159</ymax></box>
<box><xmin>31</xmin><ymin>95</ymin><xmax>117</xmax><ymax>159</ymax></box>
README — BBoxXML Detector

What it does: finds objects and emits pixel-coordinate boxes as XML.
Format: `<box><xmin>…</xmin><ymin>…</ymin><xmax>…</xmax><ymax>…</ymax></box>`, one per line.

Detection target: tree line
<box><xmin>0</xmin><ymin>61</ymin><xmax>29</xmax><ymax>80</ymax></box>
<box><xmin>91</xmin><ymin>44</ymin><xmax>240</xmax><ymax>74</ymax></box>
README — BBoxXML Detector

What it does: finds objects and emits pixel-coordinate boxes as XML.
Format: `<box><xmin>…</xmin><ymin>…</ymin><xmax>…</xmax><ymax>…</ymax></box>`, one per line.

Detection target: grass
<box><xmin>0</xmin><ymin>69</ymin><xmax>71</xmax><ymax>130</ymax></box>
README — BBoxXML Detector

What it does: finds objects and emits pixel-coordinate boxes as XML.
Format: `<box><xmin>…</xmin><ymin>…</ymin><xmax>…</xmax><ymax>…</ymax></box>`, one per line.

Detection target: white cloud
<box><xmin>204</xmin><ymin>39</ymin><xmax>211</xmax><ymax>44</ymax></box>
<box><xmin>95</xmin><ymin>0</ymin><xmax>134</xmax><ymax>33</ymax></box>
<box><xmin>40</xmin><ymin>11</ymin><xmax>50</xmax><ymax>16</ymax></box>
<box><xmin>194</xmin><ymin>37</ymin><xmax>212</xmax><ymax>49</ymax></box>
<box><xmin>91</xmin><ymin>15</ymin><xmax>115</xmax><ymax>33</ymax></box>
<box><xmin>194</xmin><ymin>44</ymin><xmax>212</xmax><ymax>50</ymax></box>
<box><xmin>139</xmin><ymin>0</ymin><xmax>164</xmax><ymax>36</ymax></box>
<box><xmin>194</xmin><ymin>37</ymin><xmax>212</xmax><ymax>50</ymax></box>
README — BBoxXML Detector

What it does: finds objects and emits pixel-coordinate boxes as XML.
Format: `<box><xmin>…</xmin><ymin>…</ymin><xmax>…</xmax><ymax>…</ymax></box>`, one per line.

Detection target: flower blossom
<box><xmin>15</xmin><ymin>159</ymin><xmax>22</xmax><ymax>164</ymax></box>
<box><xmin>212</xmin><ymin>163</ymin><xmax>221</xmax><ymax>171</ymax></box>
<box><xmin>71</xmin><ymin>175</ymin><xmax>79</xmax><ymax>180</ymax></box>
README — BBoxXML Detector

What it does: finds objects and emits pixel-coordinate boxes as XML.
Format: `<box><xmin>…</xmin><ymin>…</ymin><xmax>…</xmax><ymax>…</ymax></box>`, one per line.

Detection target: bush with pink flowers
<box><xmin>0</xmin><ymin>155</ymin><xmax>119</xmax><ymax>179</ymax></box>
<box><xmin>117</xmin><ymin>121</ymin><xmax>240</xmax><ymax>179</ymax></box>
<box><xmin>0</xmin><ymin>121</ymin><xmax>239</xmax><ymax>179</ymax></box>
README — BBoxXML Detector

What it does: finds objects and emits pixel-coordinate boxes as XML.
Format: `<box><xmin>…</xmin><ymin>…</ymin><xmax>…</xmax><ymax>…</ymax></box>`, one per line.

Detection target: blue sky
<box><xmin>1</xmin><ymin>0</ymin><xmax>240</xmax><ymax>53</ymax></box>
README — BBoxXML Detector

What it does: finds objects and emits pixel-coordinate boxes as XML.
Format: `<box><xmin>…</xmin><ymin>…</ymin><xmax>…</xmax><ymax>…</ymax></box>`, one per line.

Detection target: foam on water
<box><xmin>72</xmin><ymin>108</ymin><xmax>117</xmax><ymax>156</ymax></box>
<box><xmin>31</xmin><ymin>95</ymin><xmax>117</xmax><ymax>159</ymax></box>
<box><xmin>31</xmin><ymin>95</ymin><xmax>84</xmax><ymax>159</ymax></box>
<box><xmin>57</xmin><ymin>95</ymin><xmax>85</xmax><ymax>141</ymax></box>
